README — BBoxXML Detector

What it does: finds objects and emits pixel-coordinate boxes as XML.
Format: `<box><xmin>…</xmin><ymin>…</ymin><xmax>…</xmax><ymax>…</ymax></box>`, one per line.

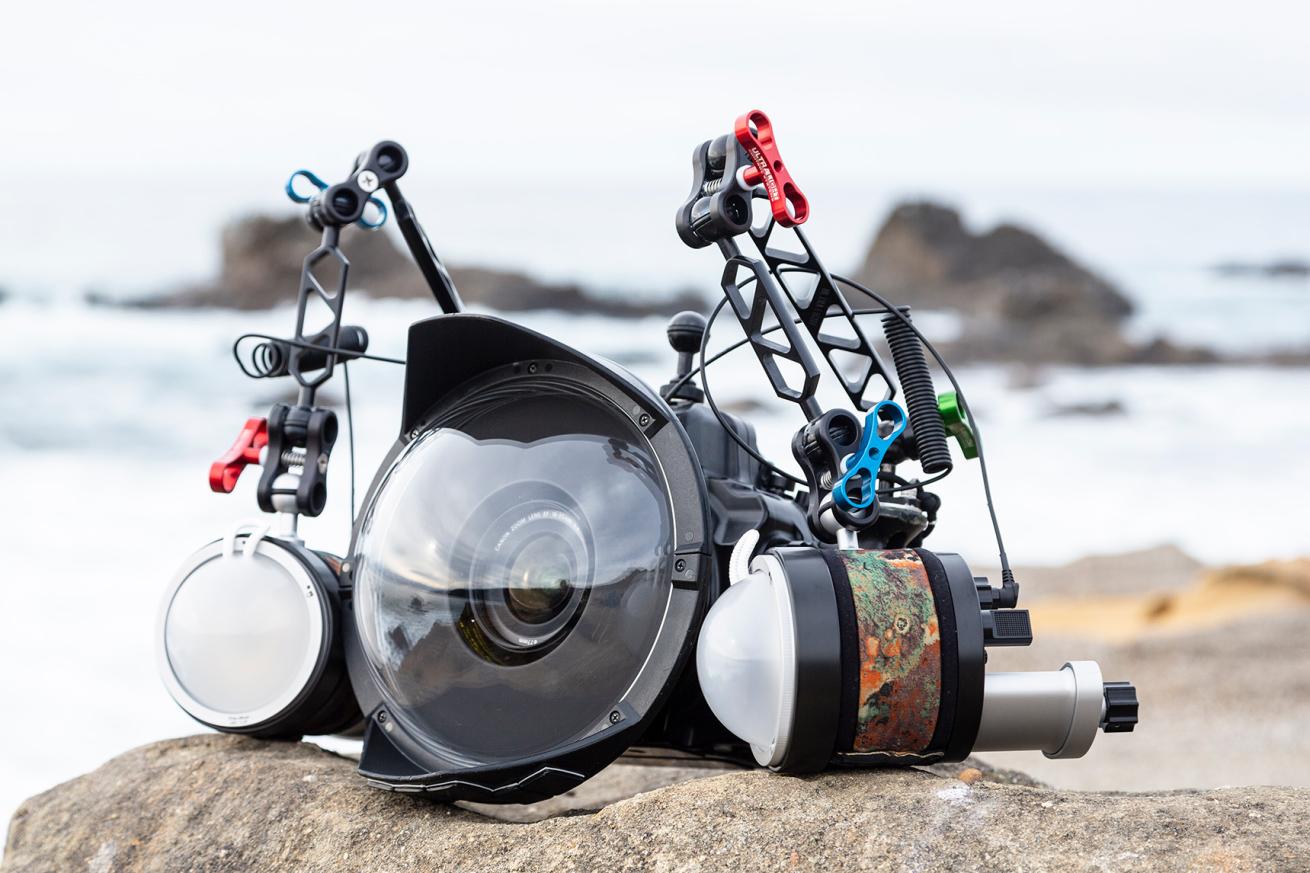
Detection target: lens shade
<box><xmin>157</xmin><ymin>535</ymin><xmax>359</xmax><ymax>737</ymax></box>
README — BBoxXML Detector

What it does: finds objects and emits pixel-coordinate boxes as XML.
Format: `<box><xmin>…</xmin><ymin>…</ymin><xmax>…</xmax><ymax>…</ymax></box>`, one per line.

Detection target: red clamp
<box><xmin>209</xmin><ymin>417</ymin><xmax>268</xmax><ymax>493</ymax></box>
<box><xmin>734</xmin><ymin>109</ymin><xmax>809</xmax><ymax>227</ymax></box>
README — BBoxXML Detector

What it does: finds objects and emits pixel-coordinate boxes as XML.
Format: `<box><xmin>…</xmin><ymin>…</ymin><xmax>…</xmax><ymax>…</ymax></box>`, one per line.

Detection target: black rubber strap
<box><xmin>819</xmin><ymin>547</ymin><xmax>860</xmax><ymax>753</ymax></box>
<box><xmin>916</xmin><ymin>548</ymin><xmax>958</xmax><ymax>757</ymax></box>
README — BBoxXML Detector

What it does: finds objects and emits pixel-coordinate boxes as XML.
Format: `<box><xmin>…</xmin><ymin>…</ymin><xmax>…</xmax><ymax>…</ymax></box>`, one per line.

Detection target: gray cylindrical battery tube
<box><xmin>972</xmin><ymin>661</ymin><xmax>1106</xmax><ymax>759</ymax></box>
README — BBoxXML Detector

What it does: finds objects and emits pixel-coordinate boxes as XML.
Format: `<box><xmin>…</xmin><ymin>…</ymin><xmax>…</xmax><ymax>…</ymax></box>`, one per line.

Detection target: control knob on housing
<box><xmin>661</xmin><ymin>311</ymin><xmax>708</xmax><ymax>402</ymax></box>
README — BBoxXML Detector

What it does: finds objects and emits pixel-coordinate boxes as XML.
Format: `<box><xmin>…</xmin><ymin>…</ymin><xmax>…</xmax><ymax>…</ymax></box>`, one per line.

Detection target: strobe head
<box><xmin>342</xmin><ymin>314</ymin><xmax>710</xmax><ymax>802</ymax></box>
<box><xmin>697</xmin><ymin>545</ymin><xmax>1137</xmax><ymax>770</ymax></box>
<box><xmin>157</xmin><ymin>529</ymin><xmax>361</xmax><ymax>738</ymax></box>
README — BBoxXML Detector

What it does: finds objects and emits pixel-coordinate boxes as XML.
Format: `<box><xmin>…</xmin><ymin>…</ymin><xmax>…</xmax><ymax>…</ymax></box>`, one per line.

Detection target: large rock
<box><xmin>858</xmin><ymin>202</ymin><xmax>1133</xmax><ymax>321</ymax></box>
<box><xmin>853</xmin><ymin>202</ymin><xmax>1181</xmax><ymax>365</ymax></box>
<box><xmin>144</xmin><ymin>214</ymin><xmax>706</xmax><ymax>318</ymax></box>
<box><xmin>5</xmin><ymin>735</ymin><xmax>1306</xmax><ymax>872</ymax></box>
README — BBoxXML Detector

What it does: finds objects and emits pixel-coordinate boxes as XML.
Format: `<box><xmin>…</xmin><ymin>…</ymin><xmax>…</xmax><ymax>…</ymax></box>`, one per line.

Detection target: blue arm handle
<box><xmin>832</xmin><ymin>400</ymin><xmax>908</xmax><ymax>513</ymax></box>
<box><xmin>285</xmin><ymin>169</ymin><xmax>388</xmax><ymax>229</ymax></box>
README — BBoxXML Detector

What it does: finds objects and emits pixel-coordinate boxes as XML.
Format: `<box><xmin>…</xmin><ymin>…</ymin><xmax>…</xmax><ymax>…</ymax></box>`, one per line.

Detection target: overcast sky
<box><xmin>4</xmin><ymin>0</ymin><xmax>1308</xmax><ymax>189</ymax></box>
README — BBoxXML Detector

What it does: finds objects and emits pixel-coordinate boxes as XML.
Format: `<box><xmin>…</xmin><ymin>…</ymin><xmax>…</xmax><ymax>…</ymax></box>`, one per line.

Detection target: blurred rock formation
<box><xmin>1212</xmin><ymin>258</ymin><xmax>1310</xmax><ymax>279</ymax></box>
<box><xmin>144</xmin><ymin>214</ymin><xmax>706</xmax><ymax>318</ymax></box>
<box><xmin>854</xmin><ymin>202</ymin><xmax>1218</xmax><ymax>365</ymax></box>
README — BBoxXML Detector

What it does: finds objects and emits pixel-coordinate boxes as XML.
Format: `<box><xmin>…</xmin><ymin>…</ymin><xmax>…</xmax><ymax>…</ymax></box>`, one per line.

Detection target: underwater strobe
<box><xmin>158</xmin><ymin>117</ymin><xmax>1137</xmax><ymax>803</ymax></box>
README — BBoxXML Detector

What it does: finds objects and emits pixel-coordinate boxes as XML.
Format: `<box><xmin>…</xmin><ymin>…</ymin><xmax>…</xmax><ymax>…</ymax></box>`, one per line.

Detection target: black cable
<box><xmin>694</xmin><ymin>300</ymin><xmax>953</xmax><ymax>497</ymax></box>
<box><xmin>682</xmin><ymin>268</ymin><xmax>1013</xmax><ymax>580</ymax></box>
<box><xmin>343</xmin><ymin>360</ymin><xmax>357</xmax><ymax>530</ymax></box>
<box><xmin>697</xmin><ymin>297</ymin><xmax>807</xmax><ymax>487</ymax></box>
<box><xmin>232</xmin><ymin>332</ymin><xmax>405</xmax><ymax>379</ymax></box>
<box><xmin>828</xmin><ymin>273</ymin><xmax>1016</xmax><ymax>587</ymax></box>
<box><xmin>880</xmin><ymin>468</ymin><xmax>950</xmax><ymax>494</ymax></box>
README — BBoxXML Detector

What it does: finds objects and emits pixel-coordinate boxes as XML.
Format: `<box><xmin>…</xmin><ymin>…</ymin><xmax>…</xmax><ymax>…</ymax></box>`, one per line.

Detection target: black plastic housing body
<box><xmin>336</xmin><ymin>314</ymin><xmax>992</xmax><ymax>801</ymax></box>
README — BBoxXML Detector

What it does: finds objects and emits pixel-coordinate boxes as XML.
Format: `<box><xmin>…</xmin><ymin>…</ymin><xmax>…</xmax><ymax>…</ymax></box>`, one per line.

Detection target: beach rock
<box><xmin>142</xmin><ymin>214</ymin><xmax>706</xmax><ymax>317</ymax></box>
<box><xmin>1212</xmin><ymin>258</ymin><xmax>1310</xmax><ymax>279</ymax></box>
<box><xmin>1202</xmin><ymin>556</ymin><xmax>1310</xmax><ymax>598</ymax></box>
<box><xmin>858</xmin><ymin>203</ymin><xmax>1133</xmax><ymax>319</ymax></box>
<box><xmin>5</xmin><ymin>735</ymin><xmax>1307</xmax><ymax>872</ymax></box>
<box><xmin>854</xmin><ymin>202</ymin><xmax>1156</xmax><ymax>365</ymax></box>
<box><xmin>1122</xmin><ymin>335</ymin><xmax>1222</xmax><ymax>365</ymax></box>
<box><xmin>1043</xmin><ymin>398</ymin><xmax>1127</xmax><ymax>418</ymax></box>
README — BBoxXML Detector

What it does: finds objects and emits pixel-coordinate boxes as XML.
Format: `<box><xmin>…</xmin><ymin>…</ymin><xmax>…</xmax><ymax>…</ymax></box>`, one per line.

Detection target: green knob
<box><xmin>937</xmin><ymin>392</ymin><xmax>978</xmax><ymax>460</ymax></box>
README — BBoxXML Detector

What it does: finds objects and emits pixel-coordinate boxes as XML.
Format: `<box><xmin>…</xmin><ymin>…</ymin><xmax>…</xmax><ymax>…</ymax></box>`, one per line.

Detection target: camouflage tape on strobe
<box><xmin>838</xmin><ymin>549</ymin><xmax>941</xmax><ymax>758</ymax></box>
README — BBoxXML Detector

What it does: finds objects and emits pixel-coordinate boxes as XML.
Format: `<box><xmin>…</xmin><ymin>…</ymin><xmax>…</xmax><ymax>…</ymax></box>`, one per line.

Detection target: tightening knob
<box><xmin>667</xmin><ymin>310</ymin><xmax>707</xmax><ymax>356</ymax></box>
<box><xmin>209</xmin><ymin>417</ymin><xmax>268</xmax><ymax>493</ymax></box>
<box><xmin>661</xmin><ymin>311</ymin><xmax>708</xmax><ymax>403</ymax></box>
<box><xmin>1101</xmin><ymin>681</ymin><xmax>1139</xmax><ymax>733</ymax></box>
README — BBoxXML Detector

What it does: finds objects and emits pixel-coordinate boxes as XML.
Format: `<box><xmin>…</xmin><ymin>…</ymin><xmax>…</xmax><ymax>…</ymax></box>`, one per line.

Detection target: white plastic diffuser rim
<box><xmin>748</xmin><ymin>553</ymin><xmax>798</xmax><ymax>768</ymax></box>
<box><xmin>156</xmin><ymin>535</ymin><xmax>325</xmax><ymax>730</ymax></box>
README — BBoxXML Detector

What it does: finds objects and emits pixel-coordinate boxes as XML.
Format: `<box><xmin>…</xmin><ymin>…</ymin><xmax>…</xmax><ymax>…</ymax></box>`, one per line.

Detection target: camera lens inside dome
<box><xmin>505</xmin><ymin>544</ymin><xmax>572</xmax><ymax>623</ymax></box>
<box><xmin>501</xmin><ymin>529</ymin><xmax>579</xmax><ymax>623</ymax></box>
<box><xmin>351</xmin><ymin>378</ymin><xmax>676</xmax><ymax>770</ymax></box>
<box><xmin>461</xmin><ymin>490</ymin><xmax>594</xmax><ymax>665</ymax></box>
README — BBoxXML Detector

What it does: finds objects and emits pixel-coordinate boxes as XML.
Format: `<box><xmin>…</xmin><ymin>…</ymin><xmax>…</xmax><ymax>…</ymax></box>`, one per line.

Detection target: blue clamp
<box><xmin>285</xmin><ymin>169</ymin><xmax>328</xmax><ymax>203</ymax></box>
<box><xmin>356</xmin><ymin>197</ymin><xmax>388</xmax><ymax>229</ymax></box>
<box><xmin>284</xmin><ymin>169</ymin><xmax>389</xmax><ymax>229</ymax></box>
<box><xmin>831</xmin><ymin>400</ymin><xmax>908</xmax><ymax>514</ymax></box>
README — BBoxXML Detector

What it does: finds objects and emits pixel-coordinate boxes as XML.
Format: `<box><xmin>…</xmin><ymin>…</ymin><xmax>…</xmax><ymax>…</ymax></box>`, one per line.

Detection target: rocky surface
<box><xmin>6</xmin><ymin>735</ymin><xmax>1306</xmax><ymax>873</ymax></box>
<box><xmin>135</xmin><ymin>214</ymin><xmax>706</xmax><ymax>317</ymax></box>
<box><xmin>854</xmin><ymin>202</ymin><xmax>1220</xmax><ymax>365</ymax></box>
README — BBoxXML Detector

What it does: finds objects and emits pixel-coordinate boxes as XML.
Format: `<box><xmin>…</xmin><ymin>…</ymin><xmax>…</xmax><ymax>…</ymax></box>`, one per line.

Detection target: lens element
<box><xmin>461</xmin><ymin>491</ymin><xmax>594</xmax><ymax>665</ymax></box>
<box><xmin>505</xmin><ymin>540</ymin><xmax>572</xmax><ymax>623</ymax></box>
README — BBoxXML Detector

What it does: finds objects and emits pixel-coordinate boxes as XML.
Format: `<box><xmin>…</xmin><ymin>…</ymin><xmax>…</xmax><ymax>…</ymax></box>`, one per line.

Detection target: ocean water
<box><xmin>2</xmin><ymin>182</ymin><xmax>1309</xmax><ymax>824</ymax></box>
<box><xmin>5</xmin><ymin>176</ymin><xmax>1310</xmax><ymax>356</ymax></box>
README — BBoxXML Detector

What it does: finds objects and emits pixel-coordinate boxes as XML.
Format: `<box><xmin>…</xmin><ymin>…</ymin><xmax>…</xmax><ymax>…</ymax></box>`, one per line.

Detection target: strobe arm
<box><xmin>212</xmin><ymin>141</ymin><xmax>463</xmax><ymax>521</ymax></box>
<box><xmin>677</xmin><ymin>111</ymin><xmax>910</xmax><ymax>539</ymax></box>
<box><xmin>677</xmin><ymin>111</ymin><xmax>895</xmax><ymax>419</ymax></box>
<box><xmin>297</xmin><ymin>140</ymin><xmax>464</xmax><ymax>314</ymax></box>
<box><xmin>384</xmin><ymin>179</ymin><xmax>463</xmax><ymax>314</ymax></box>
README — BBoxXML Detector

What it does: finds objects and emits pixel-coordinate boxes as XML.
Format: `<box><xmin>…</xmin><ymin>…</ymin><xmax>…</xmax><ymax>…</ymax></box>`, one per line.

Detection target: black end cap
<box><xmin>1102</xmin><ymin>681</ymin><xmax>1139</xmax><ymax>733</ymax></box>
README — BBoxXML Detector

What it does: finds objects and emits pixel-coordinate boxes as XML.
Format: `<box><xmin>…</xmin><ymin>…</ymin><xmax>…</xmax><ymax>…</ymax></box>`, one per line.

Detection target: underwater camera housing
<box><xmin>158</xmin><ymin>119</ymin><xmax>1137</xmax><ymax>804</ymax></box>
